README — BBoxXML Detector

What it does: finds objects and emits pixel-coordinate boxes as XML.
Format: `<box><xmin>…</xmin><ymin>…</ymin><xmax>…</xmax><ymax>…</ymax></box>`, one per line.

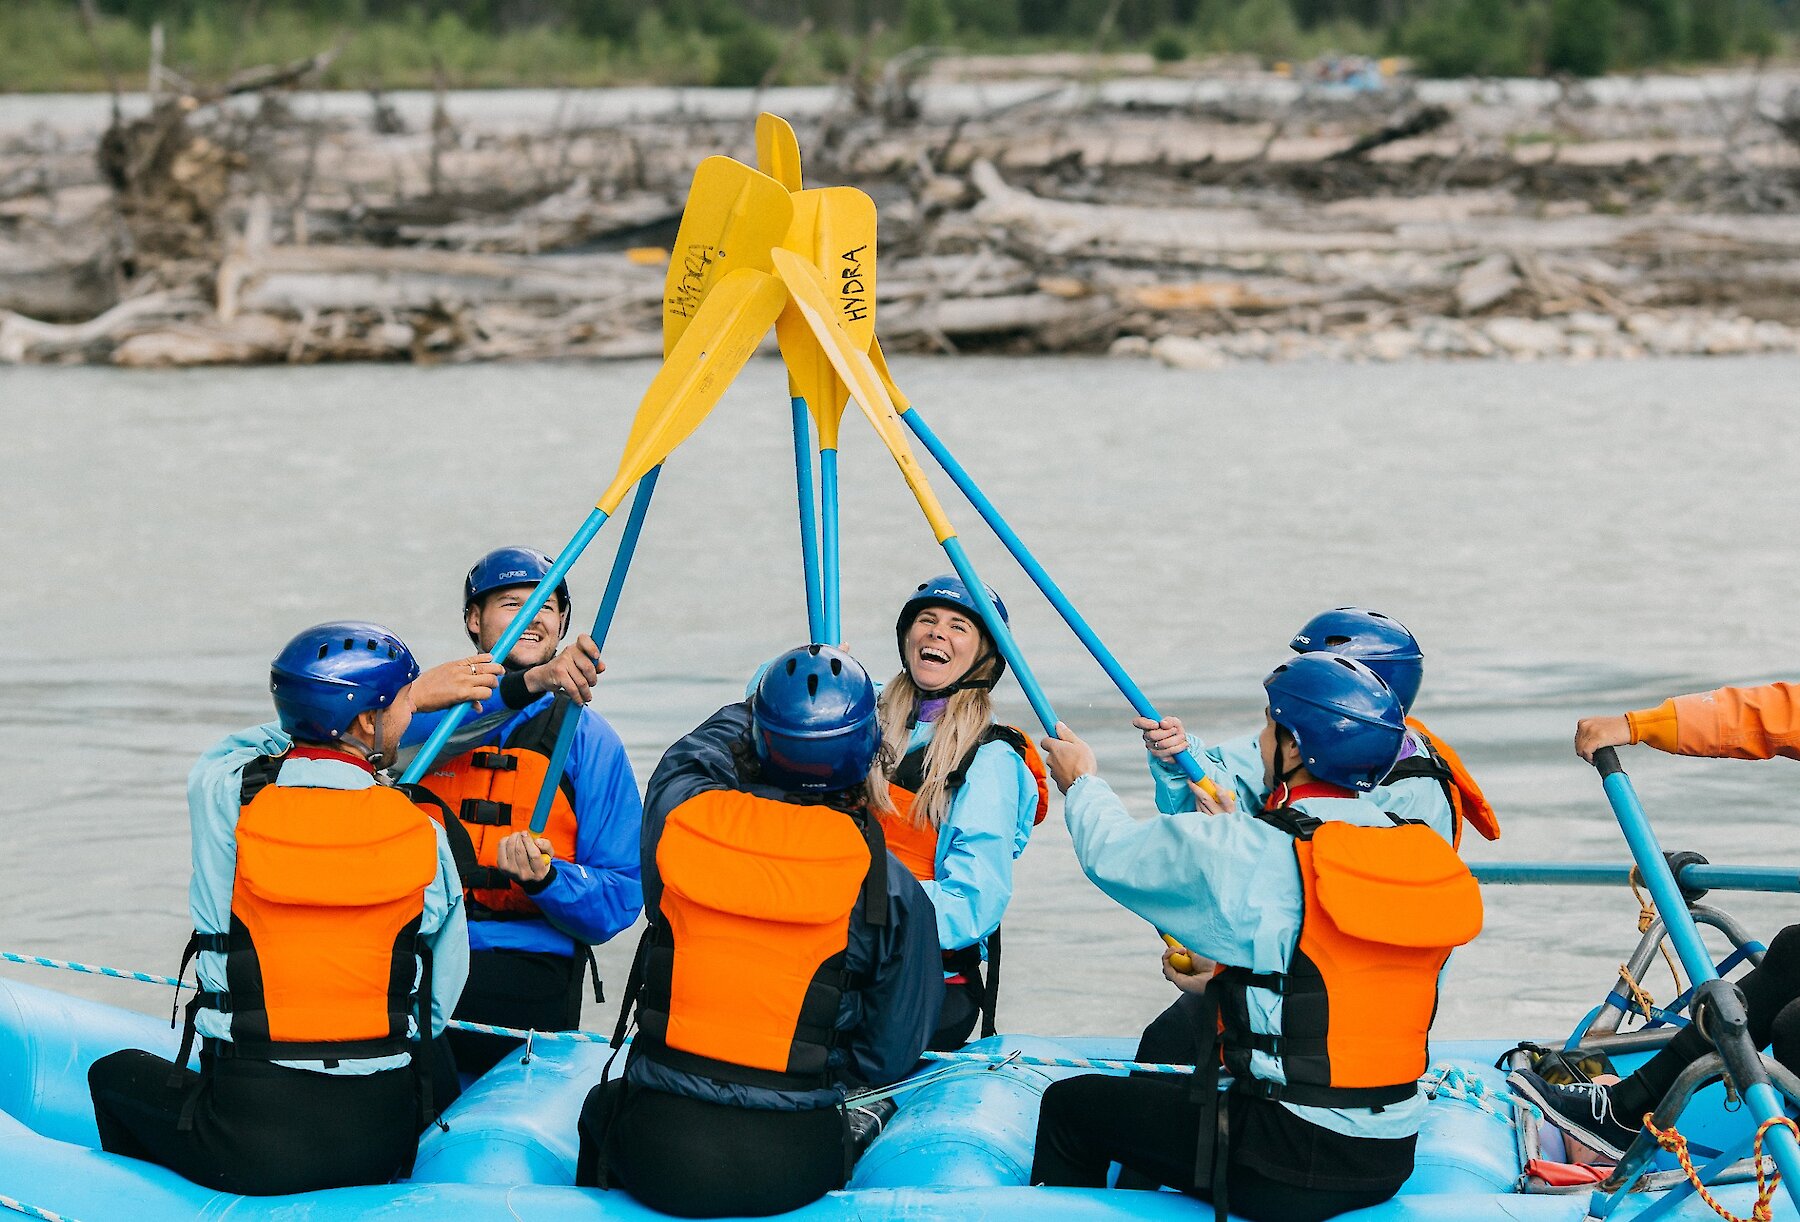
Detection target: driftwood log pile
<box><xmin>4</xmin><ymin>62</ymin><xmax>1800</xmax><ymax>366</ymax></box>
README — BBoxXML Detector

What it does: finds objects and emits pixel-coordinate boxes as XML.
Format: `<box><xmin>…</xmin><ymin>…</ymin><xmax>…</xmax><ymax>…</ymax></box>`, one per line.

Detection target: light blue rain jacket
<box><xmin>1063</xmin><ymin>759</ymin><xmax>1430</xmax><ymax>1143</ymax></box>
<box><xmin>1149</xmin><ymin>727</ymin><xmax>1455</xmax><ymax>845</ymax></box>
<box><xmin>901</xmin><ymin>718</ymin><xmax>1037</xmax><ymax>953</ymax></box>
<box><xmin>187</xmin><ymin>723</ymin><xmax>469</xmax><ymax>1076</ymax></box>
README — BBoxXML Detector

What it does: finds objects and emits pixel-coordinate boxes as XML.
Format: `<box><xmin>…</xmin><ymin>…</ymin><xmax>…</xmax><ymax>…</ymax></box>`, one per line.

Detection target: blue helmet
<box><xmin>1263</xmin><ymin>653</ymin><xmax>1406</xmax><ymax>793</ymax></box>
<box><xmin>464</xmin><ymin>546</ymin><xmax>571</xmax><ymax>638</ymax></box>
<box><xmin>1290</xmin><ymin>607</ymin><xmax>1423</xmax><ymax>715</ymax></box>
<box><xmin>895</xmin><ymin>575</ymin><xmax>1010</xmax><ymax>686</ymax></box>
<box><xmin>270</xmin><ymin>622</ymin><xmax>420</xmax><ymax>744</ymax></box>
<box><xmin>751</xmin><ymin>645</ymin><xmax>880</xmax><ymax>792</ymax></box>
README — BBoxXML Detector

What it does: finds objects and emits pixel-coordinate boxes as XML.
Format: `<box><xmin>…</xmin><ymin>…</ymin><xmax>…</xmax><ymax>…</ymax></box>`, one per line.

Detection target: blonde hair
<box><xmin>864</xmin><ymin>654</ymin><xmax>1001</xmax><ymax>829</ymax></box>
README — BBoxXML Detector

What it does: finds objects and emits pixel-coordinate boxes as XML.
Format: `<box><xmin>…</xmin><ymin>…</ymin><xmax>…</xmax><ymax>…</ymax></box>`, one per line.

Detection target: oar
<box><xmin>756</xmin><ymin>113</ymin><xmax>826</xmax><ymax>639</ymax></box>
<box><xmin>1590</xmin><ymin>747</ymin><xmax>1800</xmax><ymax>1211</ymax></box>
<box><xmin>771</xmin><ymin>247</ymin><xmax>1056</xmax><ymax>735</ymax></box>
<box><xmin>523</xmin><ymin>465</ymin><xmax>659</xmax><ymax>838</ymax></box>
<box><xmin>865</xmin><ymin>336</ymin><xmax>1227</xmax><ymax>806</ymax></box>
<box><xmin>774</xmin><ymin>186</ymin><xmax>877</xmax><ymax>645</ymax></box>
<box><xmin>399</xmin><ymin>267</ymin><xmax>787</xmax><ymax>787</ymax></box>
<box><xmin>522</xmin><ymin>157</ymin><xmax>793</xmax><ymax>834</ymax></box>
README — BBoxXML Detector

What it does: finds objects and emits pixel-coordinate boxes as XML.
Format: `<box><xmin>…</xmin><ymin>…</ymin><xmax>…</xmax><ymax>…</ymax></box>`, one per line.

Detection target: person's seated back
<box><xmin>1033</xmin><ymin>654</ymin><xmax>1482</xmax><ymax>1222</ymax></box>
<box><xmin>86</xmin><ymin>622</ymin><xmax>491</xmax><ymax>1195</ymax></box>
<box><xmin>408</xmin><ymin>546</ymin><xmax>644</xmax><ymax>1077</ymax></box>
<box><xmin>576</xmin><ymin>645</ymin><xmax>943</xmax><ymax>1218</ymax></box>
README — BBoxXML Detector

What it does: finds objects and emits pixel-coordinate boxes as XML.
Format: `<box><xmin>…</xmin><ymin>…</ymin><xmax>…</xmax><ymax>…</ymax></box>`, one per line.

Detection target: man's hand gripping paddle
<box><xmin>864</xmin><ymin>335</ymin><xmax>1228</xmax><ymax>810</ymax></box>
<box><xmin>771</xmin><ymin>247</ymin><xmax>1057</xmax><ymax>737</ymax></box>
<box><xmin>517</xmin><ymin>158</ymin><xmax>793</xmax><ymax>846</ymax></box>
<box><xmin>399</xmin><ymin>266</ymin><xmax>788</xmax><ymax>795</ymax></box>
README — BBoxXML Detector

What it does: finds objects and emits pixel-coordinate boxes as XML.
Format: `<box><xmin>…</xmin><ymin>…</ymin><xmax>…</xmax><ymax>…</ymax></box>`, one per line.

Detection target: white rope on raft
<box><xmin>0</xmin><ymin>1194</ymin><xmax>81</xmax><ymax>1222</ymax></box>
<box><xmin>1</xmin><ymin>950</ymin><xmax>1202</xmax><ymax>1074</ymax></box>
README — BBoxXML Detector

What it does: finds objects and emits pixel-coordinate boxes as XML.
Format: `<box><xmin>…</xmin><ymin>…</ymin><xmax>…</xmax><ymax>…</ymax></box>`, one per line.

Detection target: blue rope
<box><xmin>0</xmin><ymin>950</ymin><xmax>1201</xmax><ymax>1074</ymax></box>
<box><xmin>0</xmin><ymin>1194</ymin><xmax>81</xmax><ymax>1222</ymax></box>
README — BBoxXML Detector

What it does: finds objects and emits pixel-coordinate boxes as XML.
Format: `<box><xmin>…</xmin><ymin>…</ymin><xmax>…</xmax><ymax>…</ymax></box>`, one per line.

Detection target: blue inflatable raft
<box><xmin>4</xmin><ymin>968</ymin><xmax>1795</xmax><ymax>1222</ymax></box>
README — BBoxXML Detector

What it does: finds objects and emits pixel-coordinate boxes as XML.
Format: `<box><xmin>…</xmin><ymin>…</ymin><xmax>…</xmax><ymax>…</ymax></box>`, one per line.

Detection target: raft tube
<box><xmin>1</xmin><ymin>974</ymin><xmax>1790</xmax><ymax>1220</ymax></box>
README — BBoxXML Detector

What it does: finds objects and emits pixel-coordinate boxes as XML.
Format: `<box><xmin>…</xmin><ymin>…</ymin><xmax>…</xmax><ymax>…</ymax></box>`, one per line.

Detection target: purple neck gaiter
<box><xmin>917</xmin><ymin>697</ymin><xmax>950</xmax><ymax>724</ymax></box>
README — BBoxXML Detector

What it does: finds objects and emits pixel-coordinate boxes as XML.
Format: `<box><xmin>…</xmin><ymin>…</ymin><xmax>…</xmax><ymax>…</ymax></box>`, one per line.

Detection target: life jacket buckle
<box><xmin>459</xmin><ymin>798</ymin><xmax>513</xmax><ymax>826</ymax></box>
<box><xmin>471</xmin><ymin>750</ymin><xmax>517</xmax><ymax>772</ymax></box>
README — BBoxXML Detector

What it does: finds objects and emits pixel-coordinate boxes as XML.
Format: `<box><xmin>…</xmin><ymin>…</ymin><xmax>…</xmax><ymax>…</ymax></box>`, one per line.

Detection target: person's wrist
<box><xmin>521</xmin><ymin>864</ymin><xmax>556</xmax><ymax>894</ymax></box>
<box><xmin>500</xmin><ymin>669</ymin><xmax>535</xmax><ymax>709</ymax></box>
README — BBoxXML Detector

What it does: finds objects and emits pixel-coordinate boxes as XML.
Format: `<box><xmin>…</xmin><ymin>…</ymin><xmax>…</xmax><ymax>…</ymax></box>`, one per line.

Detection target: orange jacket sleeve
<box><xmin>1626</xmin><ymin>683</ymin><xmax>1800</xmax><ymax>761</ymax></box>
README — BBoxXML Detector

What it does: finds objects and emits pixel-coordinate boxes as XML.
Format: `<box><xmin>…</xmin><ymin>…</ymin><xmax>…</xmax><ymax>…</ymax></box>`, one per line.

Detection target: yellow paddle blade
<box><xmin>663</xmin><ymin>156</ymin><xmax>793</xmax><ymax>356</ymax></box>
<box><xmin>865</xmin><ymin>335</ymin><xmax>910</xmax><ymax>413</ymax></box>
<box><xmin>770</xmin><ymin>248</ymin><xmax>955</xmax><ymax>544</ymax></box>
<box><xmin>755</xmin><ymin>112</ymin><xmax>803</xmax><ymax>191</ymax></box>
<box><xmin>600</xmin><ymin>267</ymin><xmax>787</xmax><ymax>514</ymax></box>
<box><xmin>774</xmin><ymin>187</ymin><xmax>877</xmax><ymax>447</ymax></box>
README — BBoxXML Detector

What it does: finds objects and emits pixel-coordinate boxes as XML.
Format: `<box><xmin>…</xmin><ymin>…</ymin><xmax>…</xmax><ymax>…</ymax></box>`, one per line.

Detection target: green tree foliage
<box><xmin>9</xmin><ymin>0</ymin><xmax>1786</xmax><ymax>93</ymax></box>
<box><xmin>1546</xmin><ymin>0</ymin><xmax>1617</xmax><ymax>74</ymax></box>
<box><xmin>903</xmin><ymin>0</ymin><xmax>952</xmax><ymax>42</ymax></box>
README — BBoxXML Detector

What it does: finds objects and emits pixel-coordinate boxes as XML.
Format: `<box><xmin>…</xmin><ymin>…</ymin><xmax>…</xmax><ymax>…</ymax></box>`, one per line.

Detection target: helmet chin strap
<box><xmin>1265</xmin><ymin>728</ymin><xmax>1306</xmax><ymax>808</ymax></box>
<box><xmin>340</xmin><ymin>709</ymin><xmax>387</xmax><ymax>770</ymax></box>
<box><xmin>911</xmin><ymin>648</ymin><xmax>1001</xmax><ymax>701</ymax></box>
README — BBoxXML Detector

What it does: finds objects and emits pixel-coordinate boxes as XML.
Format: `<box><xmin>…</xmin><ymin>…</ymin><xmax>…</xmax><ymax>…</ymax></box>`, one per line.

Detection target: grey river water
<box><xmin>3</xmin><ymin>353</ymin><xmax>1797</xmax><ymax>1045</ymax></box>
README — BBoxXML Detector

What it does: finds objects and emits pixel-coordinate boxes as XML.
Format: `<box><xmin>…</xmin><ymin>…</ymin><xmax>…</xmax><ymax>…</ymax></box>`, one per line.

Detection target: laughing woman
<box><xmin>870</xmin><ymin>576</ymin><xmax>1048</xmax><ymax>1049</ymax></box>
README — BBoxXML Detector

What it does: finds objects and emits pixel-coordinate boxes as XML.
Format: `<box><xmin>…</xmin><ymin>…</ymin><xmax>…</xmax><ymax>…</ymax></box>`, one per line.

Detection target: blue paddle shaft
<box><xmin>791</xmin><ymin>397</ymin><xmax>825</xmax><ymax>641</ymax></box>
<box><xmin>1472</xmin><ymin>860</ymin><xmax>1800</xmax><ymax>894</ymax></box>
<box><xmin>528</xmin><ymin>468</ymin><xmax>661</xmax><ymax>835</ymax></box>
<box><xmin>940</xmin><ymin>535</ymin><xmax>1057</xmax><ymax>735</ymax></box>
<box><xmin>902</xmin><ymin>406</ymin><xmax>1209</xmax><ymax>783</ymax></box>
<box><xmin>398</xmin><ymin>507</ymin><xmax>611</xmax><ymax>786</ymax></box>
<box><xmin>1590</xmin><ymin>747</ymin><xmax>1800</xmax><ymax>1204</ymax></box>
<box><xmin>820</xmin><ymin>447</ymin><xmax>841</xmax><ymax>645</ymax></box>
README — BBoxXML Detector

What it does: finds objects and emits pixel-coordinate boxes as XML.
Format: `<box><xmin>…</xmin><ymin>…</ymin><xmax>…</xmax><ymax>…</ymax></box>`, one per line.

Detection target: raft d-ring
<box><xmin>985</xmin><ymin>1050</ymin><xmax>1024</xmax><ymax>1073</ymax></box>
<box><xmin>520</xmin><ymin>1029</ymin><xmax>536</xmax><ymax>1065</ymax></box>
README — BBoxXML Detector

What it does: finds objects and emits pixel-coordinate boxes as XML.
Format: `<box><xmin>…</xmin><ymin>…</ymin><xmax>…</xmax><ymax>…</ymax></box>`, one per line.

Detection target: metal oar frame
<box><xmin>1483</xmin><ymin>751</ymin><xmax>1800</xmax><ymax>1215</ymax></box>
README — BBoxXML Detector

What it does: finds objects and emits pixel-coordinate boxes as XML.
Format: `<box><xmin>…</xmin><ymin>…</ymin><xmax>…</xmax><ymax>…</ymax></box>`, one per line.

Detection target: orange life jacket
<box><xmin>624</xmin><ymin>788</ymin><xmax>888</xmax><ymax>1092</ymax></box>
<box><xmin>178</xmin><ymin>753</ymin><xmax>439</xmax><ymax>1064</ymax></box>
<box><xmin>880</xmin><ymin>724</ymin><xmax>1048</xmax><ymax>882</ymax></box>
<box><xmin>416</xmin><ymin>697</ymin><xmax>581</xmax><ymax>918</ymax></box>
<box><xmin>1213</xmin><ymin>808</ymin><xmax>1483</xmax><ymax>1108</ymax></box>
<box><xmin>1381</xmin><ymin>717</ymin><xmax>1501</xmax><ymax>849</ymax></box>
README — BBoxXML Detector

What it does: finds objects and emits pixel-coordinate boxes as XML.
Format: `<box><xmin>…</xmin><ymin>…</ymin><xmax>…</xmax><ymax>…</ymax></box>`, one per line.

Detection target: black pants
<box><xmin>928</xmin><ymin>980</ymin><xmax>983</xmax><ymax>1051</ymax></box>
<box><xmin>88</xmin><ymin>1048</ymin><xmax>418</xmax><ymax>1196</ymax></box>
<box><xmin>1032</xmin><ymin>1073</ymin><xmax>1413</xmax><ymax>1222</ymax></box>
<box><xmin>1616</xmin><ymin>922</ymin><xmax>1800</xmax><ymax>1119</ymax></box>
<box><xmin>448</xmin><ymin>947</ymin><xmax>586</xmax><ymax>1077</ymax></box>
<box><xmin>576</xmin><ymin>1079</ymin><xmax>847</xmax><ymax>1217</ymax></box>
<box><xmin>1136</xmin><ymin>988</ymin><xmax>1212</xmax><ymax>1067</ymax></box>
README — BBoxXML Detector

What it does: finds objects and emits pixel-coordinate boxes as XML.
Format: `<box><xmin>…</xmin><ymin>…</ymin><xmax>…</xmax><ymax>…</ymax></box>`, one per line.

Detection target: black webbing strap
<box><xmin>582</xmin><ymin>945</ymin><xmax>604</xmax><ymax>1004</ymax></box>
<box><xmin>980</xmin><ymin>926</ymin><xmax>1003</xmax><ymax>1039</ymax></box>
<box><xmin>1182</xmin><ymin>984</ymin><xmax>1228</xmax><ymax>1219</ymax></box>
<box><xmin>411</xmin><ymin>938</ymin><xmax>439</xmax><ymax>1144</ymax></box>
<box><xmin>470</xmin><ymin>750</ymin><xmax>517</xmax><ymax>771</ymax></box>
<box><xmin>858</xmin><ymin>812</ymin><xmax>889</xmax><ymax>929</ymax></box>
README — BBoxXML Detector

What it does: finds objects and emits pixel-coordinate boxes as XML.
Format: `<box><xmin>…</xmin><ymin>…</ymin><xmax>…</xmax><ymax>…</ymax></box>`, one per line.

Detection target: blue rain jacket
<box><xmin>901</xmin><ymin>719</ymin><xmax>1037</xmax><ymax>954</ymax></box>
<box><xmin>628</xmin><ymin>703</ymin><xmax>943</xmax><ymax>1111</ymax></box>
<box><xmin>1148</xmin><ymin>727</ymin><xmax>1455</xmax><ymax>845</ymax></box>
<box><xmin>1064</xmin><ymin>763</ymin><xmax>1429</xmax><ymax>1142</ymax></box>
<box><xmin>407</xmin><ymin>692</ymin><xmax>643</xmax><ymax>957</ymax></box>
<box><xmin>188</xmin><ymin>723</ymin><xmax>469</xmax><ymax>1075</ymax></box>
